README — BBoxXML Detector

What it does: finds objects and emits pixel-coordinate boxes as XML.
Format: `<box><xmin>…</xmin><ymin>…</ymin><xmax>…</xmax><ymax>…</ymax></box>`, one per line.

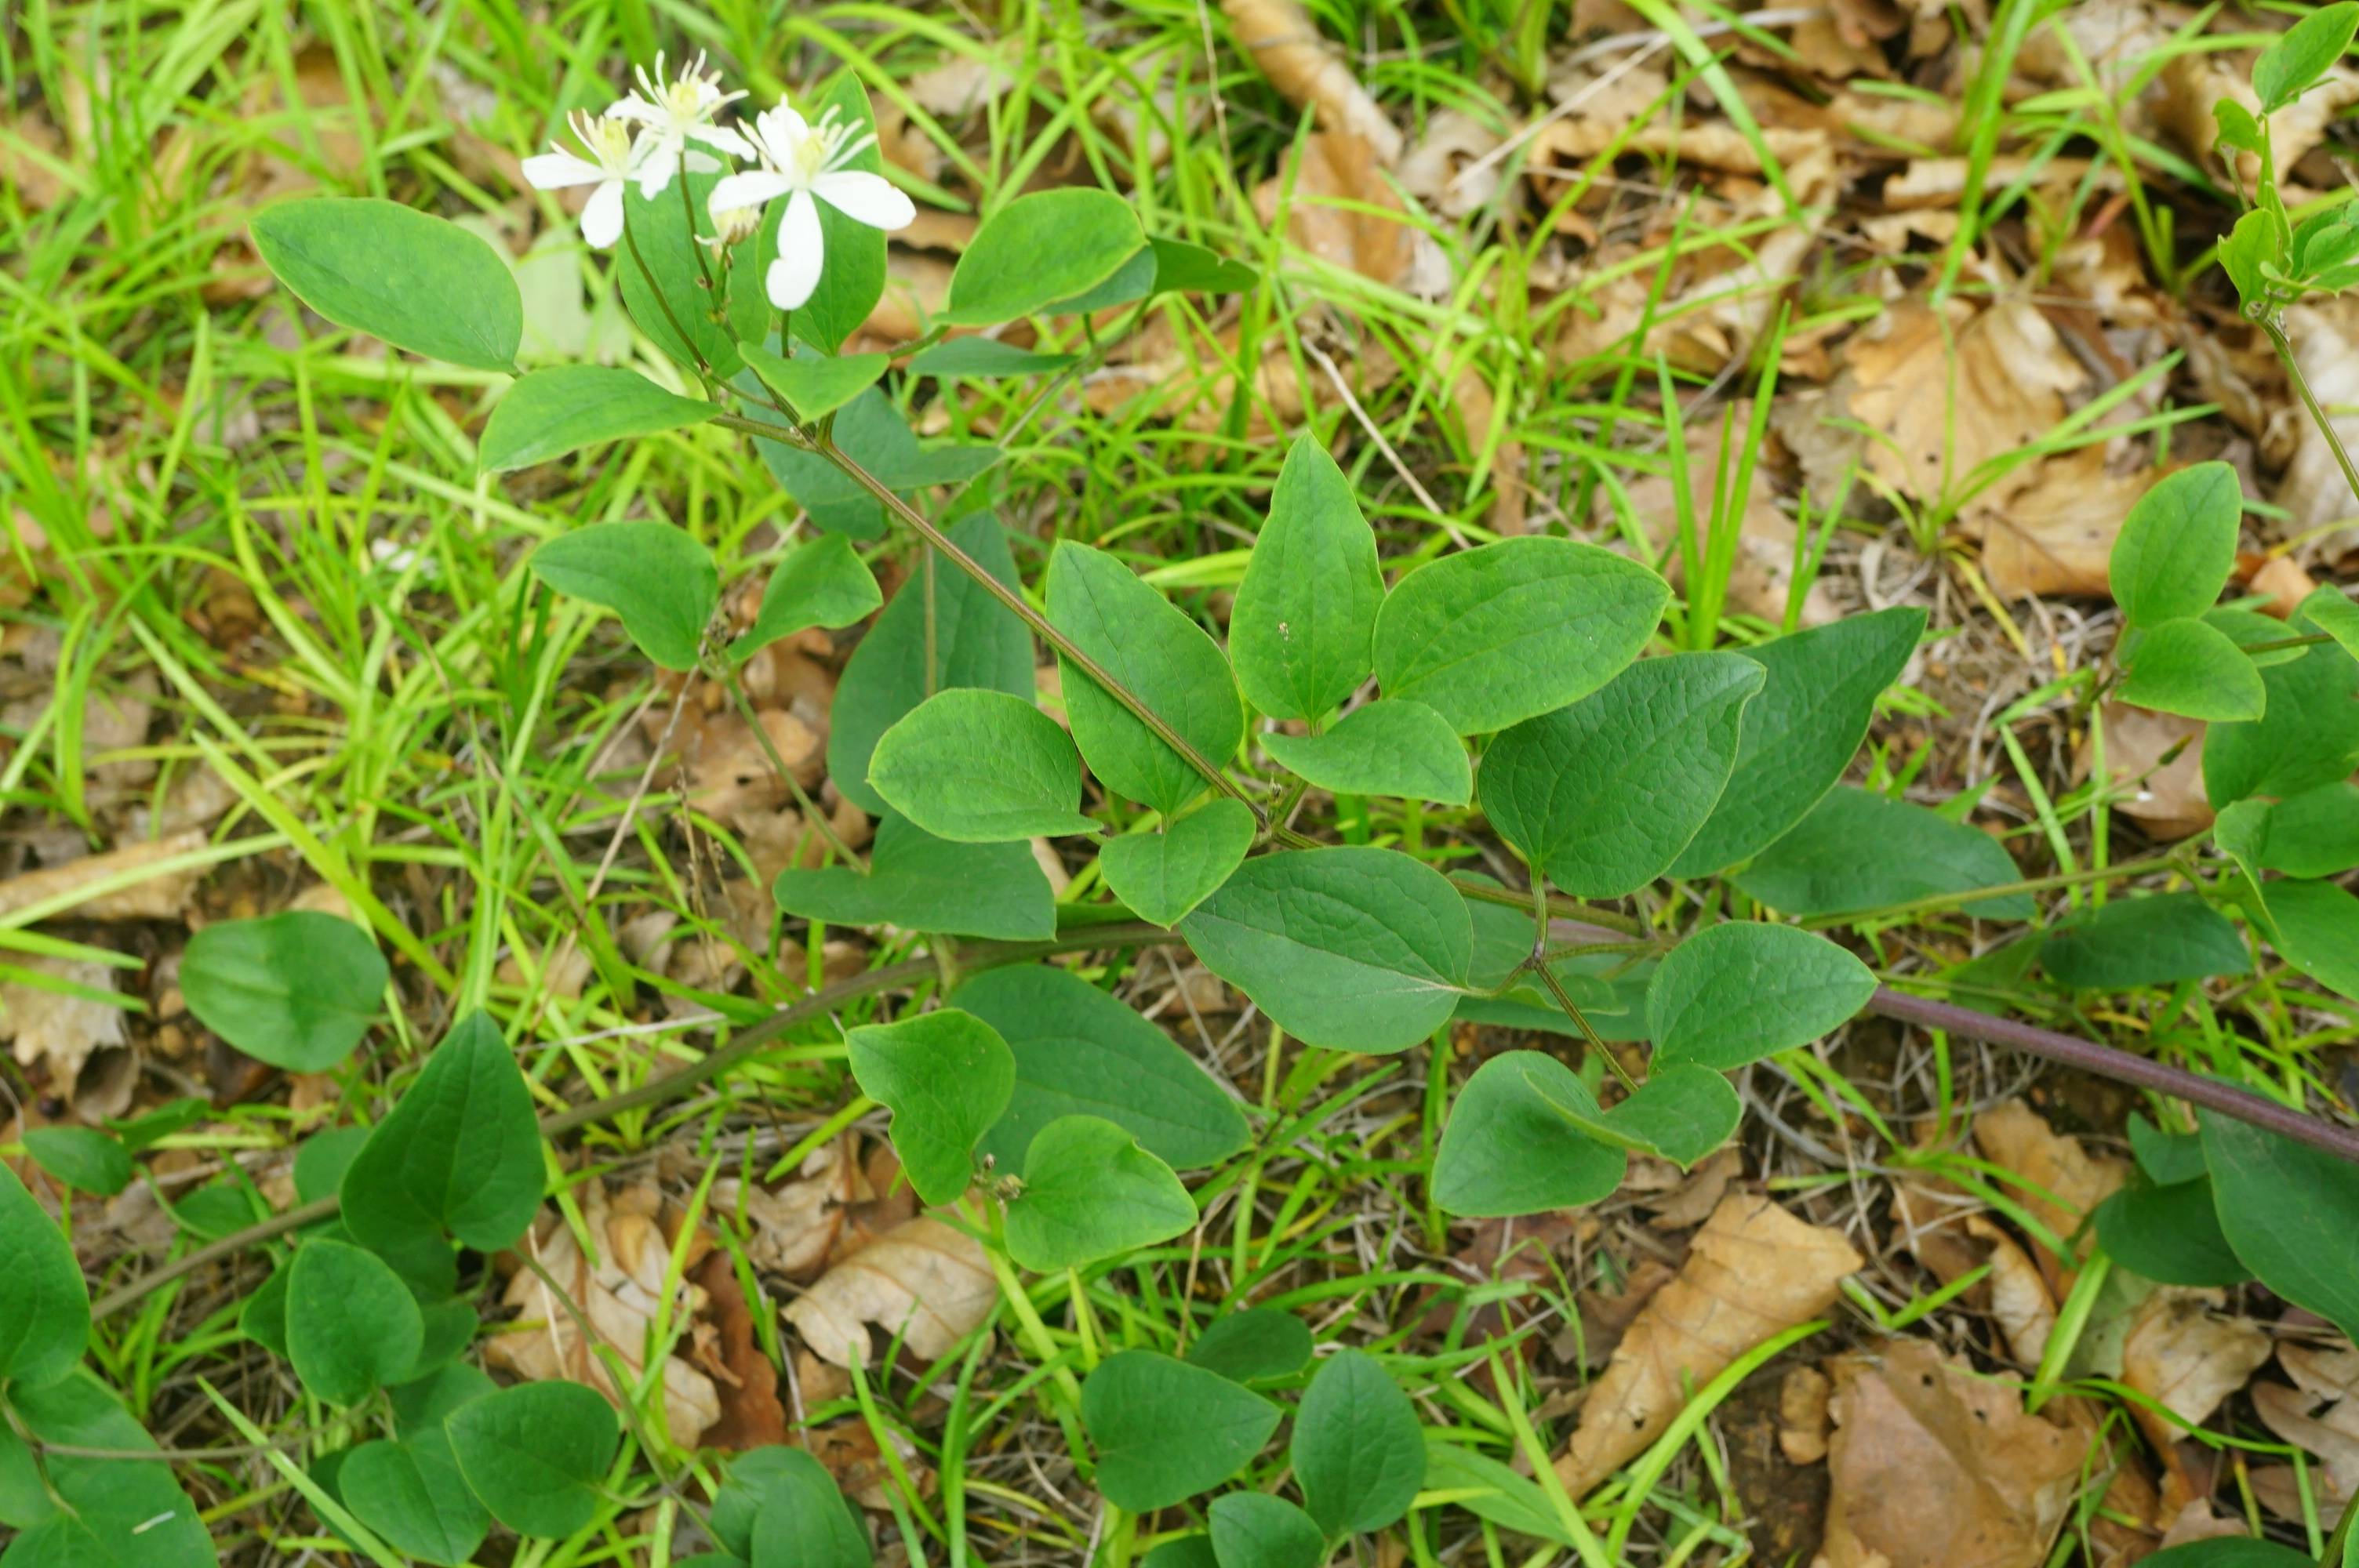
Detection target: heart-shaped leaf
<box><xmin>1260</xmin><ymin>700</ymin><xmax>1470</xmax><ymax>805</ymax></box>
<box><xmin>1082</xmin><ymin>1350</ymin><xmax>1281</xmax><ymax>1510</ymax></box>
<box><xmin>1097</xmin><ymin>797</ymin><xmax>1257</xmax><ymax>927</ymax></box>
<box><xmin>870</xmin><ymin>688</ymin><xmax>1100</xmax><ymax>841</ymax></box>
<box><xmin>1003</xmin><ymin>1116</ymin><xmax>1195</xmax><ymax>1271</ymax></box>
<box><xmin>182</xmin><ymin>910</ymin><xmax>388</xmax><ymax>1073</ymax></box>
<box><xmin>340</xmin><ymin>1011</ymin><xmax>544</xmax><ymax>1256</ymax></box>
<box><xmin>1433</xmin><ymin>1052</ymin><xmax>1626</xmax><ymax>1218</ymax></box>
<box><xmin>710</xmin><ymin>1446</ymin><xmax>871</xmax><ymax>1568</ymax></box>
<box><xmin>1184</xmin><ymin>1309</ymin><xmax>1314</xmax><ymax>1385</ymax></box>
<box><xmin>444</xmin><ymin>1381</ymin><xmax>621</xmax><ymax>1540</ymax></box>
<box><xmin>1181</xmin><ymin>847</ymin><xmax>1470</xmax><ymax>1054</ymax></box>
<box><xmin>340</xmin><ymin>1433</ymin><xmax>489</xmax><ymax>1567</ymax></box>
<box><xmin>286</xmin><ymin>1238</ymin><xmax>424</xmax><ymax>1405</ymax></box>
<box><xmin>1480</xmin><ymin>652</ymin><xmax>1763</xmax><ymax>896</ymax></box>
<box><xmin>252</xmin><ymin>198</ymin><xmax>522</xmax><ymax>371</ymax></box>
<box><xmin>478</xmin><ymin>365</ymin><xmax>711</xmax><ymax>473</ymax></box>
<box><xmin>1648</xmin><ymin>921</ymin><xmax>1877</xmax><ymax>1069</ymax></box>
<box><xmin>0</xmin><ymin>1164</ymin><xmax>89</xmax><ymax>1388</ymax></box>
<box><xmin>738</xmin><ymin>340</ymin><xmax>890</xmax><ymax>421</ymax></box>
<box><xmin>943</xmin><ymin>189</ymin><xmax>1145</xmax><ymax>325</ymax></box>
<box><xmin>529</xmin><ymin>521</ymin><xmax>720</xmax><ymax>672</ymax></box>
<box><xmin>845</xmin><ymin>1008</ymin><xmax>1016</xmax><ymax>1205</ymax></box>
<box><xmin>1372</xmin><ymin>538</ymin><xmax>1669</xmax><ymax>735</ymax></box>
<box><xmin>1293</xmin><ymin>1348</ymin><xmax>1424</xmax><ymax>1537</ymax></box>
<box><xmin>2117</xmin><ymin>616</ymin><xmax>2265</xmax><ymax>721</ymax></box>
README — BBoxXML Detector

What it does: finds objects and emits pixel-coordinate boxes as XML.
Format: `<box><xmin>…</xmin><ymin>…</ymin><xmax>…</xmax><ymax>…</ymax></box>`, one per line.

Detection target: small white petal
<box><xmin>635</xmin><ymin>144</ymin><xmax>682</xmax><ymax>199</ymax></box>
<box><xmin>580</xmin><ymin>180</ymin><xmax>627</xmax><ymax>249</ymax></box>
<box><xmin>766</xmin><ymin>191</ymin><xmax>825</xmax><ymax>310</ymax></box>
<box><xmin>522</xmin><ymin>150</ymin><xmax>606</xmax><ymax>191</ymax></box>
<box><xmin>604</xmin><ymin>93</ymin><xmax>660</xmax><ymax>125</ymax></box>
<box><xmin>812</xmin><ymin>170</ymin><xmax>914</xmax><ymax>231</ymax></box>
<box><xmin>753</xmin><ymin>104</ymin><xmax>810</xmax><ymax>164</ymax></box>
<box><xmin>691</xmin><ymin>122</ymin><xmax>755</xmax><ymax>160</ymax></box>
<box><xmin>708</xmin><ymin>169</ymin><xmax>793</xmax><ymax>212</ymax></box>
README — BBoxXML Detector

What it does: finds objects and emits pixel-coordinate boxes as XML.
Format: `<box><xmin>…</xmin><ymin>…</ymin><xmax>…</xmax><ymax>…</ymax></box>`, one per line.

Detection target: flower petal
<box><xmin>766</xmin><ymin>191</ymin><xmax>825</xmax><ymax>310</ymax></box>
<box><xmin>580</xmin><ymin>180</ymin><xmax>627</xmax><ymax>249</ymax></box>
<box><xmin>812</xmin><ymin>170</ymin><xmax>914</xmax><ymax>232</ymax></box>
<box><xmin>752</xmin><ymin>104</ymin><xmax>809</xmax><ymax>165</ymax></box>
<box><xmin>708</xmin><ymin>169</ymin><xmax>793</xmax><ymax>213</ymax></box>
<box><xmin>691</xmin><ymin>122</ymin><xmax>756</xmax><ymax>160</ymax></box>
<box><xmin>604</xmin><ymin>93</ymin><xmax>660</xmax><ymax>125</ymax></box>
<box><xmin>635</xmin><ymin>144</ymin><xmax>682</xmax><ymax>199</ymax></box>
<box><xmin>522</xmin><ymin>151</ymin><xmax>606</xmax><ymax>191</ymax></box>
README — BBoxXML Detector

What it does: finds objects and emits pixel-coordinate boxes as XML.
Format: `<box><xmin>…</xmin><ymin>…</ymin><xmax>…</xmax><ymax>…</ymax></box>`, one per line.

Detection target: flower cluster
<box><xmin>522</xmin><ymin>53</ymin><xmax>914</xmax><ymax>311</ymax></box>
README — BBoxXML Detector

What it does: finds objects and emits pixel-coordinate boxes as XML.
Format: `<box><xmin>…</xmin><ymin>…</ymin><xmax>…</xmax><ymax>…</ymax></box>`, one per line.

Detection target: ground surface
<box><xmin>4</xmin><ymin>0</ymin><xmax>2359</xmax><ymax>1564</ymax></box>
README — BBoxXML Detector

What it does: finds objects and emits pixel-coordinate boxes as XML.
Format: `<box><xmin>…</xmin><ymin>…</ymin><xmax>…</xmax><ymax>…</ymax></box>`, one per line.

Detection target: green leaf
<box><xmin>738</xmin><ymin>340</ymin><xmax>890</xmax><ymax>421</ymax></box>
<box><xmin>1588</xmin><ymin>1065</ymin><xmax>1743</xmax><ymax>1167</ymax></box>
<box><xmin>1047</xmin><ymin>541</ymin><xmax>1245</xmax><ymax>816</ymax></box>
<box><xmin>340</xmin><ymin>1011</ymin><xmax>544</xmax><ymax>1256</ymax></box>
<box><xmin>2117</xmin><ymin>617</ymin><xmax>2265</xmax><ymax>720</ymax></box>
<box><xmin>286</xmin><ymin>1238</ymin><xmax>423</xmax><ymax>1405</ymax></box>
<box><xmin>729</xmin><ymin>535</ymin><xmax>882</xmax><ymax>666</ymax></box>
<box><xmin>1180</xmin><ymin>847</ymin><xmax>1471</xmax><ymax>1054</ymax></box>
<box><xmin>943</xmin><ymin>190</ymin><xmax>1146</xmax><ymax>325</ymax></box>
<box><xmin>1230</xmin><ymin>435</ymin><xmax>1385</xmax><ymax>722</ymax></box>
<box><xmin>2038</xmin><ymin>894</ymin><xmax>2250</xmax><ymax>990</ymax></box>
<box><xmin>1371</xmin><ymin>538</ymin><xmax>1669</xmax><ymax>735</ymax></box>
<box><xmin>2128</xmin><ymin>1114</ymin><xmax>2210</xmax><ymax>1185</ymax></box>
<box><xmin>2217</xmin><ymin>206</ymin><xmax>2287</xmax><ymax>313</ymax></box>
<box><xmin>1098</xmin><ymin>797</ymin><xmax>1257</xmax><ymax>927</ymax></box>
<box><xmin>392</xmin><ymin>1362</ymin><xmax>496</xmax><ymax>1441</ymax></box>
<box><xmin>845</xmin><ymin>1008</ymin><xmax>1015</xmax><ymax>1205</ymax></box>
<box><xmin>1293</xmin><ymin>1348</ymin><xmax>1425</xmax><ymax>1537</ymax></box>
<box><xmin>907</xmin><ymin>339</ymin><xmax>1079</xmax><ymax>379</ymax></box>
<box><xmin>1731</xmin><ymin>787</ymin><xmax>2034</xmax><ymax>920</ymax></box>
<box><xmin>2140</xmin><ymin>1541</ymin><xmax>2317</xmax><ymax>1568</ymax></box>
<box><xmin>478</xmin><ymin>365</ymin><xmax>711</xmax><ymax>474</ymax></box>
<box><xmin>1260</xmin><ymin>701</ymin><xmax>1470</xmax><ymax>805</ymax></box>
<box><xmin>1422</xmin><ymin>1439</ymin><xmax>1581</xmax><ymax>1548</ymax></box>
<box><xmin>1648</xmin><ymin>921</ymin><xmax>1877</xmax><ymax>1069</ymax></box>
<box><xmin>240</xmin><ymin>1265</ymin><xmax>290</xmax><ymax>1356</ymax></box>
<box><xmin>2214</xmin><ymin>782</ymin><xmax>2359</xmax><ymax>878</ymax></box>
<box><xmin>2256</xmin><ymin>1</ymin><xmax>2359</xmax><ymax>111</ymax></box>
<box><xmin>829</xmin><ymin>514</ymin><xmax>1034</xmax><ymax>813</ymax></box>
<box><xmin>1082</xmin><ymin>1350</ymin><xmax>1281</xmax><ymax>1510</ymax></box>
<box><xmin>1433</xmin><ymin>1051</ymin><xmax>1627</xmax><ymax>1218</ymax></box>
<box><xmin>773</xmin><ymin>814</ymin><xmax>1055</xmax><ymax>942</ymax></box>
<box><xmin>1184</xmin><ymin>1309</ymin><xmax>1314</xmax><ymax>1385</ymax></box>
<box><xmin>2204</xmin><ymin>605</ymin><xmax>2359</xmax><ymax>808</ymax></box>
<box><xmin>2202</xmin><ymin>1109</ymin><xmax>2359</xmax><ymax>1343</ymax></box>
<box><xmin>620</xmin><ymin>170</ymin><xmax>747</xmax><ymax>376</ymax></box>
<box><xmin>2092</xmin><ymin>1178</ymin><xmax>2249</xmax><ymax>1287</ymax></box>
<box><xmin>1208</xmin><ymin>1494</ymin><xmax>1326</xmax><ymax>1568</ymax></box>
<box><xmin>1003</xmin><ymin>1115</ymin><xmax>1196</xmax><ymax>1272</ymax></box>
<box><xmin>2255</xmin><ymin>876</ymin><xmax>2359</xmax><ymax>1000</ymax></box>
<box><xmin>294</xmin><ymin>1127</ymin><xmax>369</xmax><ymax>1205</ymax></box>
<box><xmin>1670</xmin><ymin>608</ymin><xmax>1926</xmax><ymax>877</ymax></box>
<box><xmin>0</xmin><ymin>1371</ymin><xmax>215</xmax><ymax>1566</ymax></box>
<box><xmin>407</xmin><ymin>1298</ymin><xmax>479</xmax><ymax>1381</ymax></box>
<box><xmin>954</xmin><ymin>964</ymin><xmax>1248</xmax><ymax>1175</ymax></box>
<box><xmin>870</xmin><ymin>688</ymin><xmax>1100</xmax><ymax>841</ymax></box>
<box><xmin>2300</xmin><ymin>584</ymin><xmax>2359</xmax><ymax>660</ymax></box>
<box><xmin>711</xmin><ymin>1446</ymin><xmax>870</xmax><ymax>1568</ymax></box>
<box><xmin>744</xmin><ymin>390</ymin><xmax>1000</xmax><ymax>543</ymax></box>
<box><xmin>2109</xmin><ymin>463</ymin><xmax>2242</xmax><ymax>627</ymax></box>
<box><xmin>1143</xmin><ymin>1537</ymin><xmax>1219</xmax><ymax>1568</ymax></box>
<box><xmin>529</xmin><ymin>521</ymin><xmax>719</xmax><ymax>672</ymax></box>
<box><xmin>21</xmin><ymin>1128</ymin><xmax>131</xmax><ymax>1197</ymax></box>
<box><xmin>1480</xmin><ymin>652</ymin><xmax>1764</xmax><ymax>896</ymax></box>
<box><xmin>181</xmin><ymin>910</ymin><xmax>387</xmax><ymax>1073</ymax></box>
<box><xmin>1149</xmin><ymin>238</ymin><xmax>1256</xmax><ymax>295</ymax></box>
<box><xmin>251</xmin><ymin>198</ymin><xmax>522</xmax><ymax>372</ymax></box>
<box><xmin>340</xmin><ymin>1434</ymin><xmax>488</xmax><ymax>1567</ymax></box>
<box><xmin>444</xmin><ymin>1381</ymin><xmax>620</xmax><ymax>1540</ymax></box>
<box><xmin>0</xmin><ymin>1164</ymin><xmax>88</xmax><ymax>1388</ymax></box>
<box><xmin>1052</xmin><ymin>245</ymin><xmax>1159</xmax><ymax>314</ymax></box>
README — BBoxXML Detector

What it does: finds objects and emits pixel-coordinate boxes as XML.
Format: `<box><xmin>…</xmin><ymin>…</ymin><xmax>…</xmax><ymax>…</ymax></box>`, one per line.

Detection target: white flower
<box><xmin>522</xmin><ymin>111</ymin><xmax>648</xmax><ymax>249</ymax></box>
<box><xmin>604</xmin><ymin>51</ymin><xmax>753</xmax><ymax>198</ymax></box>
<box><xmin>707</xmin><ymin>103</ymin><xmax>915</xmax><ymax>310</ymax></box>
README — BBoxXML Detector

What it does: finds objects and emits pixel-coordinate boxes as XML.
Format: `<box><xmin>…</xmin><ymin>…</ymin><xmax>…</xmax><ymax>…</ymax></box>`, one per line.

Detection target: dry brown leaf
<box><xmin>0</xmin><ymin>829</ymin><xmax>209</xmax><ymax>924</ymax></box>
<box><xmin>1982</xmin><ymin>448</ymin><xmax>2158</xmax><ymax>600</ymax></box>
<box><xmin>1556</xmin><ymin>1194</ymin><xmax>1862</xmax><ymax>1494</ymax></box>
<box><xmin>2246</xmin><ymin>554</ymin><xmax>2319</xmax><ymax>618</ymax></box>
<box><xmin>487</xmin><ymin>1182</ymin><xmax>722</xmax><ymax>1448</ymax></box>
<box><xmin>1222</xmin><ymin>0</ymin><xmax>1402</xmax><ymax>163</ymax></box>
<box><xmin>1252</xmin><ymin>130</ymin><xmax>1443</xmax><ymax>294</ymax></box>
<box><xmin>2081</xmin><ymin>700</ymin><xmax>2212</xmax><ymax>840</ymax></box>
<box><xmin>1780</xmin><ymin>1363</ymin><xmax>1834</xmax><ymax>1464</ymax></box>
<box><xmin>2252</xmin><ymin>1341</ymin><xmax>2359</xmax><ymax>1509</ymax></box>
<box><xmin>1890</xmin><ymin>1181</ymin><xmax>2057</xmax><ymax>1367</ymax></box>
<box><xmin>1399</xmin><ymin>109</ymin><xmax>1503</xmax><ymax>219</ymax></box>
<box><xmin>1972</xmin><ymin>1100</ymin><xmax>2127</xmax><ymax>1296</ymax></box>
<box><xmin>720</xmin><ymin>1138</ymin><xmax>915</xmax><ymax>1284</ymax></box>
<box><xmin>783</xmin><ymin>1215</ymin><xmax>995</xmax><ymax>1370</ymax></box>
<box><xmin>1816</xmin><ymin>1339</ymin><xmax>2087</xmax><ymax>1568</ymax></box>
<box><xmin>1841</xmin><ymin>295</ymin><xmax>2088</xmax><ymax>524</ymax></box>
<box><xmin>2120</xmin><ymin>1290</ymin><xmax>2271</xmax><ymax>1465</ymax></box>
<box><xmin>1</xmin><ymin>957</ymin><xmax>133</xmax><ymax>1120</ymax></box>
<box><xmin>692</xmin><ymin>1251</ymin><xmax>790</xmax><ymax>1451</ymax></box>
